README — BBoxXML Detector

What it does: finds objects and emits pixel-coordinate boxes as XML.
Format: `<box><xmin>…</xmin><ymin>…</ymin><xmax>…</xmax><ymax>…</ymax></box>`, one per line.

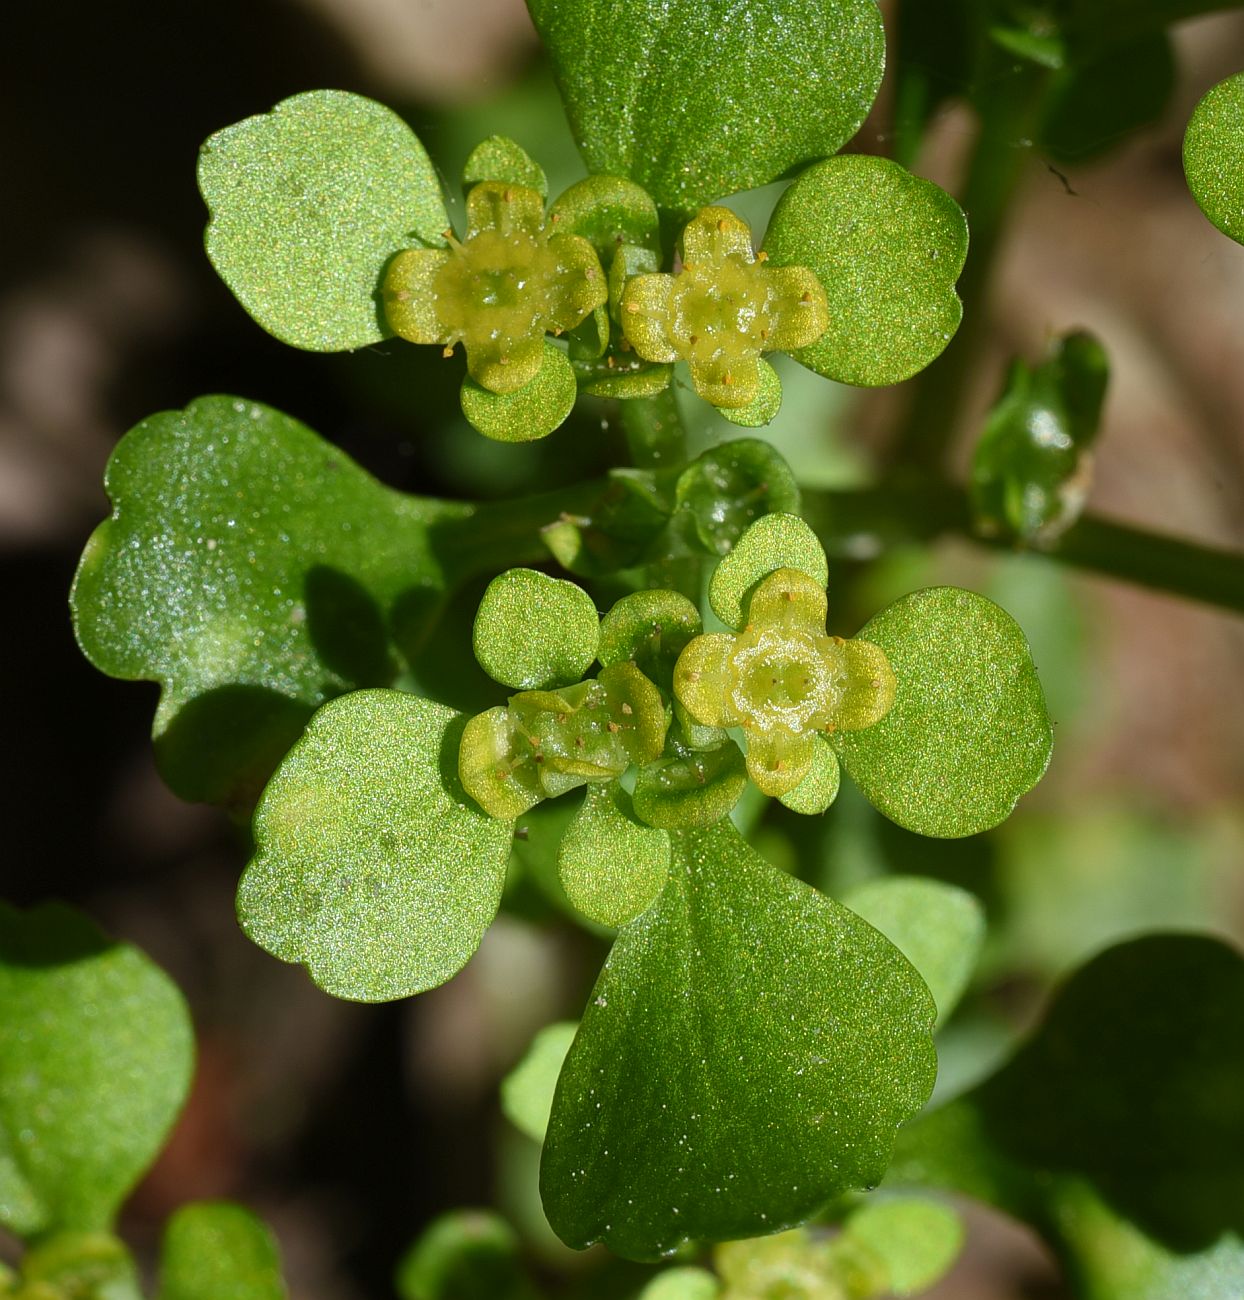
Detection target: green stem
<box><xmin>892</xmin><ymin>57</ymin><xmax>1052</xmax><ymax>475</ymax></box>
<box><xmin>619</xmin><ymin>388</ymin><xmax>688</xmax><ymax>469</ymax></box>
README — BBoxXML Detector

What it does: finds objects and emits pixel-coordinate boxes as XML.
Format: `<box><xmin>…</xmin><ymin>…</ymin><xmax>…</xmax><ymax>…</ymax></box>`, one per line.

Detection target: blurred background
<box><xmin>3</xmin><ymin>1</ymin><xmax>1244</xmax><ymax>1296</ymax></box>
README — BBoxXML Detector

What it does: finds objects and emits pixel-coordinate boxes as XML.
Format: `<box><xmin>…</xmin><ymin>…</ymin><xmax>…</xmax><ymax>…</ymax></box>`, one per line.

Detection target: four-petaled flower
<box><xmin>674</xmin><ymin>567</ymin><xmax>895</xmax><ymax>797</ymax></box>
<box><xmin>383</xmin><ymin>181</ymin><xmax>606</xmax><ymax>394</ymax></box>
<box><xmin>619</xmin><ymin>207</ymin><xmax>828</xmax><ymax>409</ymax></box>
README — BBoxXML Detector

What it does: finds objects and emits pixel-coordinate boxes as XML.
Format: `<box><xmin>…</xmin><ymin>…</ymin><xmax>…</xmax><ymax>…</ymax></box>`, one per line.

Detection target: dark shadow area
<box><xmin>304</xmin><ymin>565</ymin><xmax>398</xmax><ymax>689</ymax></box>
<box><xmin>0</xmin><ymin>901</ymin><xmax>113</xmax><ymax>968</ymax></box>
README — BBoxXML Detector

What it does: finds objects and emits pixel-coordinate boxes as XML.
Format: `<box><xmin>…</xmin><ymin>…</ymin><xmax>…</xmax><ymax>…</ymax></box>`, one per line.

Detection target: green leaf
<box><xmin>157</xmin><ymin>1202</ymin><xmax>286</xmax><ymax>1300</ymax></box>
<box><xmin>838</xmin><ymin>1196</ymin><xmax>964</xmax><ymax>1297</ymax></box>
<box><xmin>199</xmin><ymin>91</ymin><xmax>447</xmax><ymax>351</ymax></box>
<box><xmin>842</xmin><ymin>877</ymin><xmax>984</xmax><ymax>1024</ymax></box>
<box><xmin>0</xmin><ymin>904</ymin><xmax>193</xmax><ymax>1237</ymax></box>
<box><xmin>501</xmin><ymin>1021</ymin><xmax>578</xmax><ymax>1144</ymax></box>
<box><xmin>460</xmin><ymin>341</ymin><xmax>578</xmax><ymax>443</ymax></box>
<box><xmin>717</xmin><ymin>358</ymin><xmax>783</xmax><ymax>428</ymax></box>
<box><xmin>764</xmin><ymin>155</ymin><xmax>968</xmax><ymax>387</ymax></box>
<box><xmin>598</xmin><ymin>589</ymin><xmax>702</xmax><ymax>694</ymax></box>
<box><xmin>473</xmin><ymin>568</ymin><xmax>600</xmax><ymax>690</ymax></box>
<box><xmin>541</xmin><ymin>820</ymin><xmax>936</xmax><ymax>1260</ymax></box>
<box><xmin>463</xmin><ymin>136</ymin><xmax>548</xmax><ymax>199</ymax></box>
<box><xmin>778</xmin><ymin>736</ymin><xmax>841</xmax><ymax>816</ymax></box>
<box><xmin>971</xmin><ymin>331</ymin><xmax>1108</xmax><ymax>545</ymax></box>
<box><xmin>528</xmin><ymin>0</ymin><xmax>885</xmax><ymax>212</ymax></box>
<box><xmin>70</xmin><ymin>397</ymin><xmax>471</xmax><ymax>808</ymax></box>
<box><xmin>548</xmin><ymin>175</ymin><xmax>660</xmax><ymax>256</ymax></box>
<box><xmin>559</xmin><ymin>783</ymin><xmax>671</xmax><ymax>926</ymax></box>
<box><xmin>238</xmin><ymin>691</ymin><xmax>513</xmax><ymax>1002</ymax></box>
<box><xmin>708</xmin><ymin>513</ymin><xmax>828</xmax><ymax>630</ymax></box>
<box><xmin>20</xmin><ymin>1232</ymin><xmax>142</xmax><ymax>1300</ymax></box>
<box><xmin>396</xmin><ymin>1210</ymin><xmax>537</xmax><ymax>1300</ymax></box>
<box><xmin>637</xmin><ymin>1266</ymin><xmax>721</xmax><ymax>1300</ymax></box>
<box><xmin>675</xmin><ymin>439</ymin><xmax>802</xmax><ymax>557</ymax></box>
<box><xmin>1185</xmin><ymin>70</ymin><xmax>1244</xmax><ymax>245</ymax></box>
<box><xmin>632</xmin><ymin>738</ymin><xmax>748</xmax><ymax>830</ymax></box>
<box><xmin>831</xmin><ymin>588</ymin><xmax>1052</xmax><ymax>838</ymax></box>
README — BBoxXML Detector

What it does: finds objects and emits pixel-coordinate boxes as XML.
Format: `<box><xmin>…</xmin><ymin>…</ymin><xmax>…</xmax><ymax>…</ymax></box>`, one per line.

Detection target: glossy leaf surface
<box><xmin>71</xmin><ymin>397</ymin><xmax>469</xmax><ymax>807</ymax></box>
<box><xmin>527</xmin><ymin>0</ymin><xmax>885</xmax><ymax>212</ymax></box>
<box><xmin>158</xmin><ymin>1202</ymin><xmax>286</xmax><ymax>1300</ymax></box>
<box><xmin>675</xmin><ymin>439</ymin><xmax>801</xmax><ymax>557</ymax></box>
<box><xmin>765</xmin><ymin>155</ymin><xmax>967</xmax><ymax>387</ymax></box>
<box><xmin>843</xmin><ymin>877</ymin><xmax>984</xmax><ymax>1023</ymax></box>
<box><xmin>0</xmin><ymin>904</ymin><xmax>193</xmax><ymax>1237</ymax></box>
<box><xmin>1185</xmin><ymin>70</ymin><xmax>1244</xmax><ymax>244</ymax></box>
<box><xmin>199</xmin><ymin>91</ymin><xmax>446</xmax><ymax>351</ymax></box>
<box><xmin>832</xmin><ymin>588</ymin><xmax>1052</xmax><ymax>837</ymax></box>
<box><xmin>239</xmin><ymin>692</ymin><xmax>512</xmax><ymax>1002</ymax></box>
<box><xmin>542</xmin><ymin>821</ymin><xmax>936</xmax><ymax>1260</ymax></box>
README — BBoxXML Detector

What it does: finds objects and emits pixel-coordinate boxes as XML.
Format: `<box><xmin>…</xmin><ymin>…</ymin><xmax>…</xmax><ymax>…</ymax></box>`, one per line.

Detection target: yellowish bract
<box><xmin>674</xmin><ymin>568</ymin><xmax>895</xmax><ymax>797</ymax></box>
<box><xmin>619</xmin><ymin>207</ymin><xmax>828</xmax><ymax>408</ymax></box>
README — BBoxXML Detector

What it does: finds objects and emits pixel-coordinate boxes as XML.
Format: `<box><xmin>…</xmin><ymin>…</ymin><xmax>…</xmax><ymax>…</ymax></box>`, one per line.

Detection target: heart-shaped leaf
<box><xmin>1185</xmin><ymin>70</ymin><xmax>1244</xmax><ymax>245</ymax></box>
<box><xmin>199</xmin><ymin>91</ymin><xmax>447</xmax><ymax>351</ymax></box>
<box><xmin>238</xmin><ymin>691</ymin><xmax>513</xmax><ymax>1002</ymax></box>
<box><xmin>843</xmin><ymin>878</ymin><xmax>984</xmax><ymax>1024</ymax></box>
<box><xmin>158</xmin><ymin>1203</ymin><xmax>286</xmax><ymax>1300</ymax></box>
<box><xmin>473</xmin><ymin>567</ymin><xmax>600</xmax><ymax>690</ymax></box>
<box><xmin>708</xmin><ymin>513</ymin><xmax>828</xmax><ymax>631</ymax></box>
<box><xmin>0</xmin><ymin>904</ymin><xmax>193</xmax><ymax>1237</ymax></box>
<box><xmin>831</xmin><ymin>588</ymin><xmax>1052</xmax><ymax>837</ymax></box>
<box><xmin>501</xmin><ymin>1021</ymin><xmax>578</xmax><ymax>1143</ymax></box>
<box><xmin>541</xmin><ymin>820</ymin><xmax>936</xmax><ymax>1260</ymax></box>
<box><xmin>764</xmin><ymin>156</ymin><xmax>968</xmax><ymax>387</ymax></box>
<box><xmin>70</xmin><ymin>397</ymin><xmax>472</xmax><ymax>807</ymax></box>
<box><xmin>527</xmin><ymin>0</ymin><xmax>885</xmax><ymax>212</ymax></box>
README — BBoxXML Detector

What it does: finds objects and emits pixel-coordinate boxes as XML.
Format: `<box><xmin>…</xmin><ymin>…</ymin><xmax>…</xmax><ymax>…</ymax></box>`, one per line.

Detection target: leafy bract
<box><xmin>459</xmin><ymin>341</ymin><xmax>578</xmax><ymax>443</ymax></box>
<box><xmin>463</xmin><ymin>135</ymin><xmax>548</xmax><ymax>198</ymax></box>
<box><xmin>473</xmin><ymin>567</ymin><xmax>599</xmax><ymax>690</ymax></box>
<box><xmin>238</xmin><ymin>691</ymin><xmax>512</xmax><ymax>1002</ymax></box>
<box><xmin>1185</xmin><ymin>70</ymin><xmax>1244</xmax><ymax>244</ymax></box>
<box><xmin>778</xmin><ymin>735</ymin><xmax>841</xmax><ymax>816</ymax></box>
<box><xmin>831</xmin><ymin>588</ymin><xmax>1052</xmax><ymax>837</ymax></box>
<box><xmin>158</xmin><ymin>1202</ymin><xmax>286</xmax><ymax>1300</ymax></box>
<box><xmin>541</xmin><ymin>820</ymin><xmax>936</xmax><ymax>1260</ymax></box>
<box><xmin>527</xmin><ymin>0</ymin><xmax>885</xmax><ymax>212</ymax></box>
<box><xmin>843</xmin><ymin>877</ymin><xmax>984</xmax><ymax>1024</ymax></box>
<box><xmin>675</xmin><ymin>439</ymin><xmax>801</xmax><ymax>557</ymax></box>
<box><xmin>70</xmin><ymin>397</ymin><xmax>471</xmax><ymax>807</ymax></box>
<box><xmin>0</xmin><ymin>904</ymin><xmax>193</xmax><ymax>1237</ymax></box>
<box><xmin>708</xmin><ymin>513</ymin><xmax>828</xmax><ymax>631</ymax></box>
<box><xmin>199</xmin><ymin>91</ymin><xmax>447</xmax><ymax>351</ymax></box>
<box><xmin>764</xmin><ymin>156</ymin><xmax>968</xmax><ymax>387</ymax></box>
<box><xmin>501</xmin><ymin>1021</ymin><xmax>578</xmax><ymax>1143</ymax></box>
<box><xmin>396</xmin><ymin>1210</ymin><xmax>537</xmax><ymax>1300</ymax></box>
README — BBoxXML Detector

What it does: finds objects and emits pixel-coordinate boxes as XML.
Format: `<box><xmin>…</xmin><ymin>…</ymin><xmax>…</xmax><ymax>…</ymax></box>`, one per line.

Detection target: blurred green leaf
<box><xmin>832</xmin><ymin>588</ymin><xmax>1052</xmax><ymax>838</ymax></box>
<box><xmin>70</xmin><ymin>397</ymin><xmax>470</xmax><ymax>808</ymax></box>
<box><xmin>637</xmin><ymin>1266</ymin><xmax>721</xmax><ymax>1300</ymax></box>
<box><xmin>708</xmin><ymin>513</ymin><xmax>828</xmax><ymax>631</ymax></box>
<box><xmin>843</xmin><ymin>877</ymin><xmax>984</xmax><ymax>1024</ymax></box>
<box><xmin>396</xmin><ymin>1210</ymin><xmax>538</xmax><ymax>1300</ymax></box>
<box><xmin>541</xmin><ymin>820</ymin><xmax>936</xmax><ymax>1260</ymax></box>
<box><xmin>19</xmin><ymin>1232</ymin><xmax>142</xmax><ymax>1300</ymax></box>
<box><xmin>199</xmin><ymin>91</ymin><xmax>446</xmax><ymax>350</ymax></box>
<box><xmin>714</xmin><ymin>1228</ymin><xmax>843</xmax><ymax>1298</ymax></box>
<box><xmin>158</xmin><ymin>1202</ymin><xmax>286</xmax><ymax>1300</ymax></box>
<box><xmin>473</xmin><ymin>568</ymin><xmax>600</xmax><ymax>690</ymax></box>
<box><xmin>501</xmin><ymin>1021</ymin><xmax>579</xmax><ymax>1144</ymax></box>
<box><xmin>528</xmin><ymin>0</ymin><xmax>884</xmax><ymax>212</ymax></box>
<box><xmin>464</xmin><ymin>136</ymin><xmax>548</xmax><ymax>198</ymax></box>
<box><xmin>1185</xmin><ymin>70</ymin><xmax>1244</xmax><ymax>245</ymax></box>
<box><xmin>238</xmin><ymin>692</ymin><xmax>512</xmax><ymax>1001</ymax></box>
<box><xmin>0</xmin><ymin>904</ymin><xmax>193</xmax><ymax>1237</ymax></box>
<box><xmin>764</xmin><ymin>156</ymin><xmax>967</xmax><ymax>388</ymax></box>
<box><xmin>838</xmin><ymin>1197</ymin><xmax>963</xmax><ymax>1297</ymax></box>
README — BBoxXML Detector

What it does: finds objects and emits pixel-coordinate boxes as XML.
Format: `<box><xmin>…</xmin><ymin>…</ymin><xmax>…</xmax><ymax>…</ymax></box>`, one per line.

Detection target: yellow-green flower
<box><xmin>619</xmin><ymin>207</ymin><xmax>828</xmax><ymax>408</ymax></box>
<box><xmin>673</xmin><ymin>568</ymin><xmax>895</xmax><ymax>797</ymax></box>
<box><xmin>383</xmin><ymin>181</ymin><xmax>607</xmax><ymax>394</ymax></box>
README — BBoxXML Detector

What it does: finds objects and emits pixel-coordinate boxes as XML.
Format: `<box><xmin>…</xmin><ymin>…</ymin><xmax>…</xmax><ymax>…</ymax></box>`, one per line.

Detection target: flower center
<box><xmin>730</xmin><ymin>628</ymin><xmax>840</xmax><ymax>733</ymax></box>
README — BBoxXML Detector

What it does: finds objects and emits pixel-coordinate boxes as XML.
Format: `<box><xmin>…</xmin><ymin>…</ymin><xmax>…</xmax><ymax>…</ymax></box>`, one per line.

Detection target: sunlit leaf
<box><xmin>831</xmin><ymin>588</ymin><xmax>1052</xmax><ymax>837</ymax></box>
<box><xmin>158</xmin><ymin>1202</ymin><xmax>286</xmax><ymax>1300</ymax></box>
<box><xmin>1185</xmin><ymin>70</ymin><xmax>1244</xmax><ymax>245</ymax></box>
<box><xmin>199</xmin><ymin>91</ymin><xmax>446</xmax><ymax>350</ymax></box>
<box><xmin>238</xmin><ymin>691</ymin><xmax>513</xmax><ymax>1002</ymax></box>
<box><xmin>70</xmin><ymin>397</ymin><xmax>472</xmax><ymax>807</ymax></box>
<box><xmin>463</xmin><ymin>136</ymin><xmax>548</xmax><ymax>198</ymax></box>
<box><xmin>542</xmin><ymin>820</ymin><xmax>936</xmax><ymax>1260</ymax></box>
<box><xmin>708</xmin><ymin>513</ymin><xmax>828</xmax><ymax>631</ymax></box>
<box><xmin>528</xmin><ymin>0</ymin><xmax>885</xmax><ymax>212</ymax></box>
<box><xmin>460</xmin><ymin>342</ymin><xmax>578</xmax><ymax>443</ymax></box>
<box><xmin>0</xmin><ymin>904</ymin><xmax>193</xmax><ymax>1237</ymax></box>
<box><xmin>765</xmin><ymin>156</ymin><xmax>967</xmax><ymax>387</ymax></box>
<box><xmin>500</xmin><ymin>1021</ymin><xmax>578</xmax><ymax>1143</ymax></box>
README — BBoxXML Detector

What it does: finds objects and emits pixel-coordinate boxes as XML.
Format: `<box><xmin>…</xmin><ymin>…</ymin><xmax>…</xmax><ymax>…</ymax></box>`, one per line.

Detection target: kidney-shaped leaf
<box><xmin>0</xmin><ymin>904</ymin><xmax>193</xmax><ymax>1237</ymax></box>
<box><xmin>541</xmin><ymin>820</ymin><xmax>936</xmax><ymax>1260</ymax></box>
<box><xmin>70</xmin><ymin>397</ymin><xmax>470</xmax><ymax>807</ymax></box>
<box><xmin>764</xmin><ymin>156</ymin><xmax>967</xmax><ymax>387</ymax></box>
<box><xmin>199</xmin><ymin>91</ymin><xmax>447</xmax><ymax>350</ymax></box>
<box><xmin>1185</xmin><ymin>71</ymin><xmax>1244</xmax><ymax>245</ymax></box>
<box><xmin>528</xmin><ymin>0</ymin><xmax>885</xmax><ymax>212</ymax></box>
<box><xmin>238</xmin><ymin>691</ymin><xmax>513</xmax><ymax>1002</ymax></box>
<box><xmin>158</xmin><ymin>1202</ymin><xmax>286</xmax><ymax>1300</ymax></box>
<box><xmin>832</xmin><ymin>588</ymin><xmax>1052</xmax><ymax>838</ymax></box>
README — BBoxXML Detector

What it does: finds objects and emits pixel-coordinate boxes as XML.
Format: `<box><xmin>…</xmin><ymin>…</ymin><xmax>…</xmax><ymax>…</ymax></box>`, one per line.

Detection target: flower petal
<box><xmin>744</xmin><ymin>728</ymin><xmax>815</xmax><ymax>796</ymax></box>
<box><xmin>383</xmin><ymin>249</ymin><xmax>451</xmax><ymax>344</ymax></box>
<box><xmin>764</xmin><ymin>265</ymin><xmax>830</xmax><ymax>352</ymax></box>
<box><xmin>688</xmin><ymin>355</ymin><xmax>760</xmax><ymax>409</ymax></box>
<box><xmin>835</xmin><ymin>637</ymin><xmax>897</xmax><ymax>731</ymax></box>
<box><xmin>464</xmin><ymin>180</ymin><xmax>546</xmax><ymax>238</ymax></box>
<box><xmin>673</xmin><ymin>633</ymin><xmax>740</xmax><ymax>729</ymax></box>
<box><xmin>745</xmin><ymin>567</ymin><xmax>828</xmax><ymax>637</ymax></box>
<box><xmin>620</xmin><ymin>273</ymin><xmax>680</xmax><ymax>363</ymax></box>
<box><xmin>681</xmin><ymin>206</ymin><xmax>755</xmax><ymax>266</ymax></box>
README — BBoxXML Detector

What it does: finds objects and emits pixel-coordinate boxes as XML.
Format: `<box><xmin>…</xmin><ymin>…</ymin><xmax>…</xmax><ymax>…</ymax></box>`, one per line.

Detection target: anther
<box><xmin>621</xmin><ymin>703</ymin><xmax>633</xmax><ymax>715</ymax></box>
<box><xmin>607</xmin><ymin>721</ymin><xmax>621</xmax><ymax>733</ymax></box>
<box><xmin>756</xmin><ymin>250</ymin><xmax>769</xmax><ymax>262</ymax></box>
<box><xmin>442</xmin><ymin>345</ymin><xmax>454</xmax><ymax>358</ymax></box>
